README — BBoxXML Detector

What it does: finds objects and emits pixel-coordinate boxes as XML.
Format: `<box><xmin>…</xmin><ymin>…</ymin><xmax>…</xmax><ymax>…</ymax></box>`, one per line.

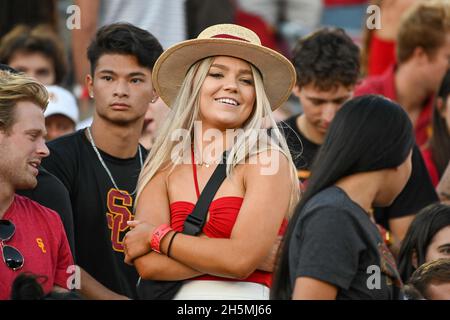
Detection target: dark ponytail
<box><xmin>271</xmin><ymin>95</ymin><xmax>414</xmax><ymax>299</ymax></box>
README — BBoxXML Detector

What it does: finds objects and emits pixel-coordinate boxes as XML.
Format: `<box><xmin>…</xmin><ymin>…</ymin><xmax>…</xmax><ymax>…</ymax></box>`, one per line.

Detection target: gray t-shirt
<box><xmin>289</xmin><ymin>186</ymin><xmax>402</xmax><ymax>299</ymax></box>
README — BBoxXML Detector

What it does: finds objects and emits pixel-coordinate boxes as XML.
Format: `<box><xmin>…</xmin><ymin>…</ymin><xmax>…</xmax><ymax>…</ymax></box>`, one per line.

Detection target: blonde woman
<box><xmin>123</xmin><ymin>24</ymin><xmax>299</xmax><ymax>299</ymax></box>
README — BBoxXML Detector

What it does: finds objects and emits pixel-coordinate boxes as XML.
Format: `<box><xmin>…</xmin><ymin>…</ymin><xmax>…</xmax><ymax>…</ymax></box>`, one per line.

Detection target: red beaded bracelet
<box><xmin>150</xmin><ymin>224</ymin><xmax>173</xmax><ymax>254</ymax></box>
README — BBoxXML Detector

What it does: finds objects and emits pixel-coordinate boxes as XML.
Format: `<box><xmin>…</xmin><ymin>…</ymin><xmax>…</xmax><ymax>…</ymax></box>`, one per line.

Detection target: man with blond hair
<box><xmin>356</xmin><ymin>0</ymin><xmax>450</xmax><ymax>146</ymax></box>
<box><xmin>0</xmin><ymin>69</ymin><xmax>73</xmax><ymax>299</ymax></box>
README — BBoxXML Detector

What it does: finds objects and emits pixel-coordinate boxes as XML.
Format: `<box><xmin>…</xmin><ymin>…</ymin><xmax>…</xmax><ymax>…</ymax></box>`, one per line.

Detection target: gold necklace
<box><xmin>199</xmin><ymin>161</ymin><xmax>212</xmax><ymax>168</ymax></box>
<box><xmin>192</xmin><ymin>145</ymin><xmax>215</xmax><ymax>168</ymax></box>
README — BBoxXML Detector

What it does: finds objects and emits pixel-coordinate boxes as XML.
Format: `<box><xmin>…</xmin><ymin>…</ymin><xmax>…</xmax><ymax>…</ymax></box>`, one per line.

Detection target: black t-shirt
<box><xmin>281</xmin><ymin>114</ymin><xmax>438</xmax><ymax>229</ymax></box>
<box><xmin>17</xmin><ymin>167</ymin><xmax>76</xmax><ymax>256</ymax></box>
<box><xmin>41</xmin><ymin>129</ymin><xmax>148</xmax><ymax>299</ymax></box>
<box><xmin>289</xmin><ymin>186</ymin><xmax>403</xmax><ymax>299</ymax></box>
<box><xmin>281</xmin><ymin>114</ymin><xmax>319</xmax><ymax>181</ymax></box>
<box><xmin>372</xmin><ymin>145</ymin><xmax>439</xmax><ymax>228</ymax></box>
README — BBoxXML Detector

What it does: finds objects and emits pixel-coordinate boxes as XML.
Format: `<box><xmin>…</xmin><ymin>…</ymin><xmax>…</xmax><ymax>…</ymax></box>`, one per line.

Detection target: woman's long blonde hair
<box><xmin>135</xmin><ymin>57</ymin><xmax>300</xmax><ymax>216</ymax></box>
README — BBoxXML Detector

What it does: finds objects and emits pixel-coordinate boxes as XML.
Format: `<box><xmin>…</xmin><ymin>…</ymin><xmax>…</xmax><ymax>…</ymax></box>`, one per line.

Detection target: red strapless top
<box><xmin>169</xmin><ymin>149</ymin><xmax>286</xmax><ymax>287</ymax></box>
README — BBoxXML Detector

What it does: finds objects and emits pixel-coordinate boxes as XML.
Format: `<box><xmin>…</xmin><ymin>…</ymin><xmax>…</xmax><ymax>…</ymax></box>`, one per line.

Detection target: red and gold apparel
<box><xmin>41</xmin><ymin>130</ymin><xmax>146</xmax><ymax>298</ymax></box>
<box><xmin>0</xmin><ymin>195</ymin><xmax>74</xmax><ymax>300</ymax></box>
<box><xmin>106</xmin><ymin>188</ymin><xmax>135</xmax><ymax>253</ymax></box>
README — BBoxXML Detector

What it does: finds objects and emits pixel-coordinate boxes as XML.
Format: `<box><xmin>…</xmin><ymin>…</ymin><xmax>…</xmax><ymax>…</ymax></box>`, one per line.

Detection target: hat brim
<box><xmin>152</xmin><ymin>38</ymin><xmax>296</xmax><ymax>111</ymax></box>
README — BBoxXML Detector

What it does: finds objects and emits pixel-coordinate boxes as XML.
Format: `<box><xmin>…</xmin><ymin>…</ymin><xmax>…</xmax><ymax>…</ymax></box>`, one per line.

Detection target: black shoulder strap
<box><xmin>183</xmin><ymin>151</ymin><xmax>228</xmax><ymax>236</ymax></box>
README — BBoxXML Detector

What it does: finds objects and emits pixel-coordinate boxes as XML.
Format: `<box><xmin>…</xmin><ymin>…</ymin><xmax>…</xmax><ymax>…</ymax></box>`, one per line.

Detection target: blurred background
<box><xmin>0</xmin><ymin>0</ymin><xmax>417</xmax><ymax>143</ymax></box>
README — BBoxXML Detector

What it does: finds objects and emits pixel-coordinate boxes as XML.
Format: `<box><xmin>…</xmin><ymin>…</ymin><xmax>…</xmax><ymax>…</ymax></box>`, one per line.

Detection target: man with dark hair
<box><xmin>284</xmin><ymin>28</ymin><xmax>360</xmax><ymax>181</ymax></box>
<box><xmin>86</xmin><ymin>23</ymin><xmax>163</xmax><ymax>76</ymax></box>
<box><xmin>0</xmin><ymin>25</ymin><xmax>67</xmax><ymax>85</ymax></box>
<box><xmin>282</xmin><ymin>27</ymin><xmax>437</xmax><ymax>247</ymax></box>
<box><xmin>355</xmin><ymin>1</ymin><xmax>450</xmax><ymax>146</ymax></box>
<box><xmin>42</xmin><ymin>23</ymin><xmax>163</xmax><ymax>299</ymax></box>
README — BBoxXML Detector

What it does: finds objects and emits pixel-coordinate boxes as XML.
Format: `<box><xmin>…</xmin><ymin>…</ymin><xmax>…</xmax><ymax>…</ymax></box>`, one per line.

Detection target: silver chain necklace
<box><xmin>86</xmin><ymin>126</ymin><xmax>143</xmax><ymax>196</ymax></box>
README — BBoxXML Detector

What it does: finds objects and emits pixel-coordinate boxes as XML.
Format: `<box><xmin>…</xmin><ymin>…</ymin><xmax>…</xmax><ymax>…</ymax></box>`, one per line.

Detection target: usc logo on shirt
<box><xmin>106</xmin><ymin>189</ymin><xmax>134</xmax><ymax>252</ymax></box>
<box><xmin>36</xmin><ymin>238</ymin><xmax>47</xmax><ymax>253</ymax></box>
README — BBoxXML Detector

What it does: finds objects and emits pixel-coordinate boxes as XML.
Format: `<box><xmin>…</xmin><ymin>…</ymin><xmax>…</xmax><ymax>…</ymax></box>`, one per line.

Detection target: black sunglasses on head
<box><xmin>0</xmin><ymin>220</ymin><xmax>24</xmax><ymax>271</ymax></box>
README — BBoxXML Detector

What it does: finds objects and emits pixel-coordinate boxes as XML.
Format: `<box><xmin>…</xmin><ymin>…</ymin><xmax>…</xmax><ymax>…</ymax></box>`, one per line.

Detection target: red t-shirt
<box><xmin>355</xmin><ymin>64</ymin><xmax>433</xmax><ymax>147</ymax></box>
<box><xmin>368</xmin><ymin>33</ymin><xmax>396</xmax><ymax>76</ymax></box>
<box><xmin>421</xmin><ymin>147</ymin><xmax>440</xmax><ymax>187</ymax></box>
<box><xmin>0</xmin><ymin>195</ymin><xmax>74</xmax><ymax>300</ymax></box>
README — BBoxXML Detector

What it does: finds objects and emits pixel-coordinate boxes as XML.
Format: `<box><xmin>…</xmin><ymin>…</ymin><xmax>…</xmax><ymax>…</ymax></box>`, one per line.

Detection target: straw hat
<box><xmin>152</xmin><ymin>24</ymin><xmax>296</xmax><ymax>110</ymax></box>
